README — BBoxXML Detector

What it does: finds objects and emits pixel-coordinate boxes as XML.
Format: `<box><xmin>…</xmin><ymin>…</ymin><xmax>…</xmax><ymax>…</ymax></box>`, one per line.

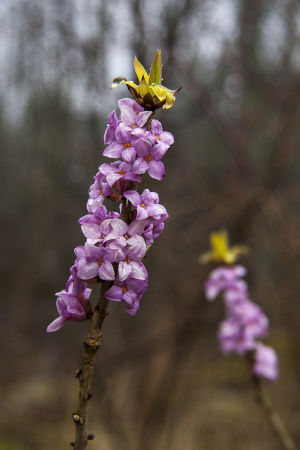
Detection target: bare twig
<box><xmin>247</xmin><ymin>354</ymin><xmax>298</xmax><ymax>450</ymax></box>
<box><xmin>73</xmin><ymin>281</ymin><xmax>111</xmax><ymax>450</ymax></box>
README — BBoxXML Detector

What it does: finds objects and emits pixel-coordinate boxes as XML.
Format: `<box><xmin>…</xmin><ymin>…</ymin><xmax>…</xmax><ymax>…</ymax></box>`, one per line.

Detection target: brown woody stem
<box><xmin>73</xmin><ymin>280</ymin><xmax>111</xmax><ymax>449</ymax></box>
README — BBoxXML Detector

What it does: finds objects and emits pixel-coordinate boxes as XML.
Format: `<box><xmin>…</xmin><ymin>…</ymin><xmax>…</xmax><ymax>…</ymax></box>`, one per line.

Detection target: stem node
<box><xmin>72</xmin><ymin>413</ymin><xmax>84</xmax><ymax>425</ymax></box>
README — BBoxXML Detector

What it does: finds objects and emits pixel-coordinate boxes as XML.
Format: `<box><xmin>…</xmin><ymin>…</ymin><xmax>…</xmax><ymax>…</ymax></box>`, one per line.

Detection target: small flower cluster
<box><xmin>202</xmin><ymin>232</ymin><xmax>278</xmax><ymax>381</ymax></box>
<box><xmin>47</xmin><ymin>98</ymin><xmax>173</xmax><ymax>332</ymax></box>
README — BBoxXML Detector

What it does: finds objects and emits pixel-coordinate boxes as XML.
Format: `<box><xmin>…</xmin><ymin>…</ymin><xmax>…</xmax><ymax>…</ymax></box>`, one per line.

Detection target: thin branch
<box><xmin>247</xmin><ymin>354</ymin><xmax>298</xmax><ymax>450</ymax></box>
<box><xmin>72</xmin><ymin>280</ymin><xmax>111</xmax><ymax>450</ymax></box>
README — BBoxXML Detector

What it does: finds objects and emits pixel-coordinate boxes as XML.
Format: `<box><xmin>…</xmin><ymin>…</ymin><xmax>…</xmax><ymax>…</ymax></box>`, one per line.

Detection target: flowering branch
<box><xmin>47</xmin><ymin>50</ymin><xmax>179</xmax><ymax>449</ymax></box>
<box><xmin>201</xmin><ymin>230</ymin><xmax>297</xmax><ymax>449</ymax></box>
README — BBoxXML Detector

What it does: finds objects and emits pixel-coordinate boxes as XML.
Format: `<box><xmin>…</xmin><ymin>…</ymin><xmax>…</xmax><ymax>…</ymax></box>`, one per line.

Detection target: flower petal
<box><xmin>136</xmin><ymin>205</ymin><xmax>149</xmax><ymax>220</ymax></box>
<box><xmin>106</xmin><ymin>172</ymin><xmax>123</xmax><ymax>187</ymax></box>
<box><xmin>105</xmin><ymin>285</ymin><xmax>123</xmax><ymax>301</ymax></box>
<box><xmin>103</xmin><ymin>142</ymin><xmax>123</xmax><ymax>159</ymax></box>
<box><xmin>118</xmin><ymin>100</ymin><xmax>137</xmax><ymax>127</ymax></box>
<box><xmin>148</xmin><ymin>160</ymin><xmax>165</xmax><ymax>180</ymax></box>
<box><xmin>122</xmin><ymin>289</ymin><xmax>137</xmax><ymax>305</ymax></box>
<box><xmin>146</xmin><ymin>203</ymin><xmax>167</xmax><ymax>218</ymax></box>
<box><xmin>151</xmin><ymin>119</ymin><xmax>163</xmax><ymax>136</ymax></box>
<box><xmin>132</xmin><ymin>158</ymin><xmax>148</xmax><ymax>174</ymax></box>
<box><xmin>47</xmin><ymin>316</ymin><xmax>66</xmax><ymax>332</ymax></box>
<box><xmin>136</xmin><ymin>138</ymin><xmax>153</xmax><ymax>157</ymax></box>
<box><xmin>81</xmin><ymin>223</ymin><xmax>100</xmax><ymax>240</ymax></box>
<box><xmin>77</xmin><ymin>260</ymin><xmax>99</xmax><ymax>280</ymax></box>
<box><xmin>130</xmin><ymin>261</ymin><xmax>148</xmax><ymax>280</ymax></box>
<box><xmin>98</xmin><ymin>261</ymin><xmax>115</xmax><ymax>280</ymax></box>
<box><xmin>136</xmin><ymin>111</ymin><xmax>153</xmax><ymax>128</ymax></box>
<box><xmin>127</xmin><ymin>236</ymin><xmax>147</xmax><ymax>259</ymax></box>
<box><xmin>128</xmin><ymin>219</ymin><xmax>146</xmax><ymax>235</ymax></box>
<box><xmin>152</xmin><ymin>142</ymin><xmax>168</xmax><ymax>159</ymax></box>
<box><xmin>116</xmin><ymin>123</ymin><xmax>131</xmax><ymax>143</ymax></box>
<box><xmin>122</xmin><ymin>147</ymin><xmax>136</xmax><ymax>163</ymax></box>
<box><xmin>118</xmin><ymin>261</ymin><xmax>132</xmax><ymax>281</ymax></box>
<box><xmin>160</xmin><ymin>131</ymin><xmax>174</xmax><ymax>146</ymax></box>
<box><xmin>123</xmin><ymin>190</ymin><xmax>141</xmax><ymax>207</ymax></box>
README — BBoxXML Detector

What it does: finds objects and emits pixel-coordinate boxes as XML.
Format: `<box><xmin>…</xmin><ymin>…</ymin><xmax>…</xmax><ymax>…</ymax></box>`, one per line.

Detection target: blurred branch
<box><xmin>180</xmin><ymin>64</ymin><xmax>251</xmax><ymax>179</ymax></box>
<box><xmin>162</xmin><ymin>0</ymin><xmax>197</xmax><ymax>67</ymax></box>
<box><xmin>262</xmin><ymin>80</ymin><xmax>300</xmax><ymax>191</ymax></box>
<box><xmin>282</xmin><ymin>0</ymin><xmax>298</xmax><ymax>71</ymax></box>
<box><xmin>129</xmin><ymin>0</ymin><xmax>147</xmax><ymax>62</ymax></box>
<box><xmin>247</xmin><ymin>354</ymin><xmax>298</xmax><ymax>450</ymax></box>
<box><xmin>233</xmin><ymin>75</ymin><xmax>300</xmax><ymax>241</ymax></box>
<box><xmin>237</xmin><ymin>0</ymin><xmax>274</xmax><ymax>99</ymax></box>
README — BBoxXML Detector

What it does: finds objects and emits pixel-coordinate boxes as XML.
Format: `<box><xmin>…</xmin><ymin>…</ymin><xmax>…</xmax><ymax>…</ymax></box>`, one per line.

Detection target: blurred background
<box><xmin>1</xmin><ymin>0</ymin><xmax>300</xmax><ymax>448</ymax></box>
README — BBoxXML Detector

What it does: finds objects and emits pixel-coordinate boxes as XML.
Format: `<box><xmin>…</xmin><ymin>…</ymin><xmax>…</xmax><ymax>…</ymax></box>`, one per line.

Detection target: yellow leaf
<box><xmin>163</xmin><ymin>91</ymin><xmax>176</xmax><ymax>109</ymax></box>
<box><xmin>200</xmin><ymin>230</ymin><xmax>248</xmax><ymax>265</ymax></box>
<box><xmin>198</xmin><ymin>251</ymin><xmax>215</xmax><ymax>264</ymax></box>
<box><xmin>210</xmin><ymin>230</ymin><xmax>229</xmax><ymax>260</ymax></box>
<box><xmin>138</xmin><ymin>77</ymin><xmax>151</xmax><ymax>97</ymax></box>
<box><xmin>111</xmin><ymin>78</ymin><xmax>127</xmax><ymax>89</ymax></box>
<box><xmin>149</xmin><ymin>49</ymin><xmax>162</xmax><ymax>85</ymax></box>
<box><xmin>150</xmin><ymin>84</ymin><xmax>166</xmax><ymax>101</ymax></box>
<box><xmin>111</xmin><ymin>79</ymin><xmax>138</xmax><ymax>90</ymax></box>
<box><xmin>134</xmin><ymin>57</ymin><xmax>149</xmax><ymax>83</ymax></box>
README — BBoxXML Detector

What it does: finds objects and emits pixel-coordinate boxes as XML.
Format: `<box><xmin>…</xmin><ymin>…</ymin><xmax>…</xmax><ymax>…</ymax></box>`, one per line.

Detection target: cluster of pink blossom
<box><xmin>204</xmin><ymin>265</ymin><xmax>278</xmax><ymax>381</ymax></box>
<box><xmin>47</xmin><ymin>98</ymin><xmax>173</xmax><ymax>332</ymax></box>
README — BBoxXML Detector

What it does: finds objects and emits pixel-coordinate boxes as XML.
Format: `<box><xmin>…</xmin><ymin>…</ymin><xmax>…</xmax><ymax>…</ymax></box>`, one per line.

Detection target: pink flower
<box><xmin>149</xmin><ymin>119</ymin><xmax>174</xmax><ymax>151</ymax></box>
<box><xmin>47</xmin><ymin>275</ymin><xmax>92</xmax><ymax>332</ymax></box>
<box><xmin>135</xmin><ymin>138</ymin><xmax>166</xmax><ymax>180</ymax></box>
<box><xmin>103</xmin><ymin>123</ymin><xmax>138</xmax><ymax>163</ymax></box>
<box><xmin>76</xmin><ymin>243</ymin><xmax>118</xmax><ymax>281</ymax></box>
<box><xmin>118</xmin><ymin>98</ymin><xmax>152</xmax><ymax>133</ymax></box>
<box><xmin>253</xmin><ymin>343</ymin><xmax>279</xmax><ymax>381</ymax></box>
<box><xmin>123</xmin><ymin>188</ymin><xmax>167</xmax><ymax>220</ymax></box>
<box><xmin>105</xmin><ymin>277</ymin><xmax>148</xmax><ymax>316</ymax></box>
<box><xmin>104</xmin><ymin>110</ymin><xmax>120</xmax><ymax>145</ymax></box>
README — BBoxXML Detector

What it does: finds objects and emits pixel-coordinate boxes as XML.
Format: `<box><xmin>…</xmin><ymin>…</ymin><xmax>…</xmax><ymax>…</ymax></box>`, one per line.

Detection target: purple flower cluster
<box><xmin>47</xmin><ymin>98</ymin><xmax>173</xmax><ymax>332</ymax></box>
<box><xmin>204</xmin><ymin>265</ymin><xmax>279</xmax><ymax>381</ymax></box>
